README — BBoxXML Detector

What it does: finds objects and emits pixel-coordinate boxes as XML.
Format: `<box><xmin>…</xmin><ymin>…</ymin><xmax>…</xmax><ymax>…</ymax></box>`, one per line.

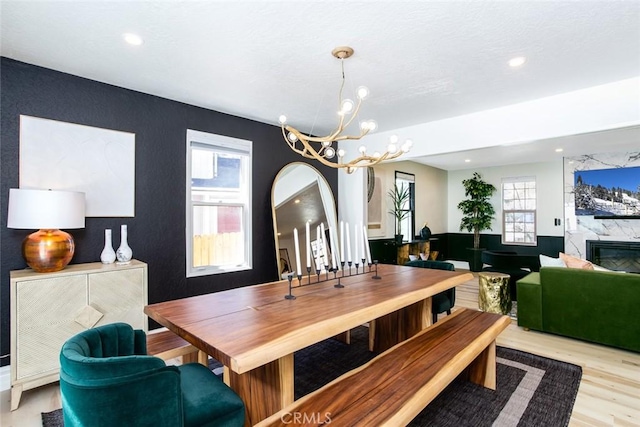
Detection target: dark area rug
<box><xmin>43</xmin><ymin>326</ymin><xmax>581</xmax><ymax>427</ymax></box>
<box><xmin>41</xmin><ymin>409</ymin><xmax>64</xmax><ymax>427</ymax></box>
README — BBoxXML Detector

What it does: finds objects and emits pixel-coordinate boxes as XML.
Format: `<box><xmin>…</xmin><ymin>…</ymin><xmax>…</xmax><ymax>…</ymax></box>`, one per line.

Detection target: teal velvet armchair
<box><xmin>60</xmin><ymin>322</ymin><xmax>245</xmax><ymax>427</ymax></box>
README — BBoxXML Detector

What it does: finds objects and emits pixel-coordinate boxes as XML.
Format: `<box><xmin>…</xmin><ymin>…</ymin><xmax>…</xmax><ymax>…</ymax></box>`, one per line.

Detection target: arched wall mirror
<box><xmin>272</xmin><ymin>162</ymin><xmax>339</xmax><ymax>278</ymax></box>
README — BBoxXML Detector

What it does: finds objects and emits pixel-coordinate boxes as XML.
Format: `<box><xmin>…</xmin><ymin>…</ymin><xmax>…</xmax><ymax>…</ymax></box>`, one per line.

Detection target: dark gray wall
<box><xmin>0</xmin><ymin>57</ymin><xmax>338</xmax><ymax>367</ymax></box>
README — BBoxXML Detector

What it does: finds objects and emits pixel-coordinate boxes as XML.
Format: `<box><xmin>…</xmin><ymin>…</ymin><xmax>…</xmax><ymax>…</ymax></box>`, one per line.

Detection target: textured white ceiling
<box><xmin>2</xmin><ymin>1</ymin><xmax>639</xmax><ymax>169</ymax></box>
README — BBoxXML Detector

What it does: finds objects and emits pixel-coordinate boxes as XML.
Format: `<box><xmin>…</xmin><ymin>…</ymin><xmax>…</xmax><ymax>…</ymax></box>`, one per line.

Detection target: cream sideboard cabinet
<box><xmin>10</xmin><ymin>260</ymin><xmax>148</xmax><ymax>410</ymax></box>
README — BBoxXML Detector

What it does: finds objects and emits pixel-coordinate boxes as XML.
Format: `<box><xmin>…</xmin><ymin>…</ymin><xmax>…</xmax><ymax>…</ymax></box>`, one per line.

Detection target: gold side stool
<box><xmin>478</xmin><ymin>272</ymin><xmax>512</xmax><ymax>315</ymax></box>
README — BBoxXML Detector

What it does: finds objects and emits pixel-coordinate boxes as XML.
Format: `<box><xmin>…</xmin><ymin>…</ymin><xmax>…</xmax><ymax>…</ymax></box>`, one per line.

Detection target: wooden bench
<box><xmin>146</xmin><ymin>329</ymin><xmax>208</xmax><ymax>366</ymax></box>
<box><xmin>256</xmin><ymin>308</ymin><xmax>510</xmax><ymax>426</ymax></box>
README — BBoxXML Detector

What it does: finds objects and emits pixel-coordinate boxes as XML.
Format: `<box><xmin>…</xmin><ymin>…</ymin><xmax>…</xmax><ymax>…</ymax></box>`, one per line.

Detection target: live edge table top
<box><xmin>144</xmin><ymin>264</ymin><xmax>473</xmax><ymax>375</ymax></box>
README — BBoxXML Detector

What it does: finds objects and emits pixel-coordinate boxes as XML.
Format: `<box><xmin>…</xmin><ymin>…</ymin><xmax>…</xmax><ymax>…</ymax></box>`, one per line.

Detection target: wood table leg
<box><xmin>371</xmin><ymin>298</ymin><xmax>432</xmax><ymax>353</ymax></box>
<box><xmin>228</xmin><ymin>353</ymin><xmax>294</xmax><ymax>426</ymax></box>
<box><xmin>182</xmin><ymin>351</ymin><xmax>198</xmax><ymax>364</ymax></box>
<box><xmin>368</xmin><ymin>320</ymin><xmax>376</xmax><ymax>352</ymax></box>
<box><xmin>465</xmin><ymin>340</ymin><xmax>497</xmax><ymax>389</ymax></box>
<box><xmin>333</xmin><ymin>330</ymin><xmax>351</xmax><ymax>344</ymax></box>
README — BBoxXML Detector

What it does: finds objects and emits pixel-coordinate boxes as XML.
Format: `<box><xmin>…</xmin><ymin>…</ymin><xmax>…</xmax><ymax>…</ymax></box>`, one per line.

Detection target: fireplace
<box><xmin>586</xmin><ymin>240</ymin><xmax>640</xmax><ymax>273</ymax></box>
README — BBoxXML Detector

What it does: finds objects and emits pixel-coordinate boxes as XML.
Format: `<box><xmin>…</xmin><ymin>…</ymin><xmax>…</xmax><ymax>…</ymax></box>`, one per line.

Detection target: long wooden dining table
<box><xmin>144</xmin><ymin>264</ymin><xmax>473</xmax><ymax>425</ymax></box>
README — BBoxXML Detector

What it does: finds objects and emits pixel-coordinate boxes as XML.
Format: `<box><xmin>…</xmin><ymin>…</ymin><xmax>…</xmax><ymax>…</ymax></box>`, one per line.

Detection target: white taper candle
<box><xmin>346</xmin><ymin>223</ymin><xmax>352</xmax><ymax>263</ymax></box>
<box><xmin>354</xmin><ymin>223</ymin><xmax>359</xmax><ymax>263</ymax></box>
<box><xmin>316</xmin><ymin>225</ymin><xmax>321</xmax><ymax>270</ymax></box>
<box><xmin>360</xmin><ymin>222</ymin><xmax>365</xmax><ymax>261</ymax></box>
<box><xmin>363</xmin><ymin>224</ymin><xmax>372</xmax><ymax>264</ymax></box>
<box><xmin>340</xmin><ymin>221</ymin><xmax>345</xmax><ymax>262</ymax></box>
<box><xmin>329</xmin><ymin>227</ymin><xmax>339</xmax><ymax>270</ymax></box>
<box><xmin>293</xmin><ymin>228</ymin><xmax>301</xmax><ymax>276</ymax></box>
<box><xmin>305</xmin><ymin>221</ymin><xmax>311</xmax><ymax>268</ymax></box>
<box><xmin>321</xmin><ymin>223</ymin><xmax>328</xmax><ymax>267</ymax></box>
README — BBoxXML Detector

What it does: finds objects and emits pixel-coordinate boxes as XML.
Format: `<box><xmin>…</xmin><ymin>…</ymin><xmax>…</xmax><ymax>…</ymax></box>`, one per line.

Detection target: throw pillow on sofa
<box><xmin>539</xmin><ymin>254</ymin><xmax>566</xmax><ymax>267</ymax></box>
<box><xmin>539</xmin><ymin>254</ymin><xmax>625</xmax><ymax>273</ymax></box>
<box><xmin>559</xmin><ymin>252</ymin><xmax>594</xmax><ymax>270</ymax></box>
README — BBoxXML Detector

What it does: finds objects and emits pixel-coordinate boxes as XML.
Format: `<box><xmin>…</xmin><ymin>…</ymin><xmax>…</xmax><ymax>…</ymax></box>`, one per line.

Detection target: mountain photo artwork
<box><xmin>574</xmin><ymin>166</ymin><xmax>640</xmax><ymax>218</ymax></box>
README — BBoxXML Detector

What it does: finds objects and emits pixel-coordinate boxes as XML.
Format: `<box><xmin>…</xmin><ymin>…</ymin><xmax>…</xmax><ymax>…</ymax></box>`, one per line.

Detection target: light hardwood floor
<box><xmin>2</xmin><ymin>272</ymin><xmax>639</xmax><ymax>426</ymax></box>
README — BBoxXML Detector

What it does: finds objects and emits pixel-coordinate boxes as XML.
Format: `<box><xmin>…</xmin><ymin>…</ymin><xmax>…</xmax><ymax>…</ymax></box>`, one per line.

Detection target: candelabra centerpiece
<box><xmin>283</xmin><ymin>221</ymin><xmax>381</xmax><ymax>300</ymax></box>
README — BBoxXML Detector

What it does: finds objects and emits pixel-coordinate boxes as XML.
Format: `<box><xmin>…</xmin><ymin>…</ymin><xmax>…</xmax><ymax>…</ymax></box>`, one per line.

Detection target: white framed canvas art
<box><xmin>19</xmin><ymin>115</ymin><xmax>135</xmax><ymax>217</ymax></box>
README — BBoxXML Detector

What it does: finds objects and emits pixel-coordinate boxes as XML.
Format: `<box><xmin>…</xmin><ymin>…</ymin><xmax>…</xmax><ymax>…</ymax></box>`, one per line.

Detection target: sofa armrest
<box><xmin>516</xmin><ymin>272</ymin><xmax>542</xmax><ymax>330</ymax></box>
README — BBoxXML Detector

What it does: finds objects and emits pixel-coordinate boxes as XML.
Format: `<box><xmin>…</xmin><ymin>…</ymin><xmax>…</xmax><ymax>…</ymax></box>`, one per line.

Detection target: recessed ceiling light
<box><xmin>555</xmin><ymin>148</ymin><xmax>564</xmax><ymax>153</ymax></box>
<box><xmin>123</xmin><ymin>33</ymin><xmax>143</xmax><ymax>46</ymax></box>
<box><xmin>294</xmin><ymin>199</ymin><xmax>300</xmax><ymax>204</ymax></box>
<box><xmin>508</xmin><ymin>56</ymin><xmax>526</xmax><ymax>67</ymax></box>
<box><xmin>464</xmin><ymin>159</ymin><xmax>471</xmax><ymax>163</ymax></box>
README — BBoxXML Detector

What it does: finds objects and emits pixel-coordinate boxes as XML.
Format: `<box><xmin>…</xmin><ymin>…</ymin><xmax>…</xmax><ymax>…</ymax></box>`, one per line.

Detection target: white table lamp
<box><xmin>7</xmin><ymin>188</ymin><xmax>85</xmax><ymax>272</ymax></box>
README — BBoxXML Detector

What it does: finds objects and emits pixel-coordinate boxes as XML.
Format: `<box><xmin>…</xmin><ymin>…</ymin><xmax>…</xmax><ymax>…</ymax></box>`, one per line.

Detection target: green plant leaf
<box><xmin>388</xmin><ymin>183</ymin><xmax>411</xmax><ymax>234</ymax></box>
<box><xmin>457</xmin><ymin>172</ymin><xmax>497</xmax><ymax>248</ymax></box>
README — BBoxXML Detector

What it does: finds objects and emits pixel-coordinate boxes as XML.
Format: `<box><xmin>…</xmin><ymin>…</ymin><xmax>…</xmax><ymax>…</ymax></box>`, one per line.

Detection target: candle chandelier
<box><xmin>278</xmin><ymin>46</ymin><xmax>412</xmax><ymax>174</ymax></box>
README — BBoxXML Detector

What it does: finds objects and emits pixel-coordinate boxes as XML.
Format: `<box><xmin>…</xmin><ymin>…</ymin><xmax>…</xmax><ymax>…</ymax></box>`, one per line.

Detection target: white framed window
<box><xmin>395</xmin><ymin>171</ymin><xmax>415</xmax><ymax>240</ymax></box>
<box><xmin>502</xmin><ymin>177</ymin><xmax>537</xmax><ymax>245</ymax></box>
<box><xmin>186</xmin><ymin>129</ymin><xmax>252</xmax><ymax>277</ymax></box>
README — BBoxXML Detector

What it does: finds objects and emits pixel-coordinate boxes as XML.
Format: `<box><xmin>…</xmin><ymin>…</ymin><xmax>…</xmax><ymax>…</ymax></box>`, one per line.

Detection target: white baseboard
<box><xmin>0</xmin><ymin>365</ymin><xmax>10</xmax><ymax>392</ymax></box>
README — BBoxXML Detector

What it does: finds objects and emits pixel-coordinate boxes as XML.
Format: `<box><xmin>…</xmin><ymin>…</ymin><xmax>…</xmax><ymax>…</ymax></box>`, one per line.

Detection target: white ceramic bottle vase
<box><xmin>116</xmin><ymin>224</ymin><xmax>133</xmax><ymax>263</ymax></box>
<box><xmin>100</xmin><ymin>229</ymin><xmax>116</xmax><ymax>264</ymax></box>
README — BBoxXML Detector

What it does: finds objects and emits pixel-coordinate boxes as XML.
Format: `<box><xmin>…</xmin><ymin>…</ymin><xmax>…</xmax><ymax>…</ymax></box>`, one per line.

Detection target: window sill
<box><xmin>187</xmin><ymin>264</ymin><xmax>252</xmax><ymax>278</ymax></box>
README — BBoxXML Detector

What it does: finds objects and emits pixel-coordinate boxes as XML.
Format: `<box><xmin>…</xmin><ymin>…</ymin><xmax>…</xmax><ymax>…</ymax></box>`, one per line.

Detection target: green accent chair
<box><xmin>405</xmin><ymin>259</ymin><xmax>456</xmax><ymax>323</ymax></box>
<box><xmin>60</xmin><ymin>322</ymin><xmax>245</xmax><ymax>427</ymax></box>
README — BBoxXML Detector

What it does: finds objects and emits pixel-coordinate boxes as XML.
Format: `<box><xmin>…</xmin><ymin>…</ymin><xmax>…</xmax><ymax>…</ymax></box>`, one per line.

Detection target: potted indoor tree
<box><xmin>457</xmin><ymin>172</ymin><xmax>496</xmax><ymax>271</ymax></box>
<box><xmin>388</xmin><ymin>183</ymin><xmax>411</xmax><ymax>244</ymax></box>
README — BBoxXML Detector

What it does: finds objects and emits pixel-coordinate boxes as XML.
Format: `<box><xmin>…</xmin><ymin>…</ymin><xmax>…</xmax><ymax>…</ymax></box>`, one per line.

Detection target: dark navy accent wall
<box><xmin>0</xmin><ymin>57</ymin><xmax>338</xmax><ymax>366</ymax></box>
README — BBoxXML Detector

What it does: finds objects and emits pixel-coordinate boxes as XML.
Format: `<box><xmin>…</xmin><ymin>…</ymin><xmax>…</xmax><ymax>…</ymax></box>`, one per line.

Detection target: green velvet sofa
<box><xmin>517</xmin><ymin>267</ymin><xmax>640</xmax><ymax>353</ymax></box>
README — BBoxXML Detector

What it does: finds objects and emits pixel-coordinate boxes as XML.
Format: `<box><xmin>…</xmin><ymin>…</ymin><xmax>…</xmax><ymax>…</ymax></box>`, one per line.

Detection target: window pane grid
<box><xmin>502</xmin><ymin>178</ymin><xmax>537</xmax><ymax>245</ymax></box>
<box><xmin>395</xmin><ymin>173</ymin><xmax>415</xmax><ymax>240</ymax></box>
<box><xmin>187</xmin><ymin>130</ymin><xmax>252</xmax><ymax>277</ymax></box>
